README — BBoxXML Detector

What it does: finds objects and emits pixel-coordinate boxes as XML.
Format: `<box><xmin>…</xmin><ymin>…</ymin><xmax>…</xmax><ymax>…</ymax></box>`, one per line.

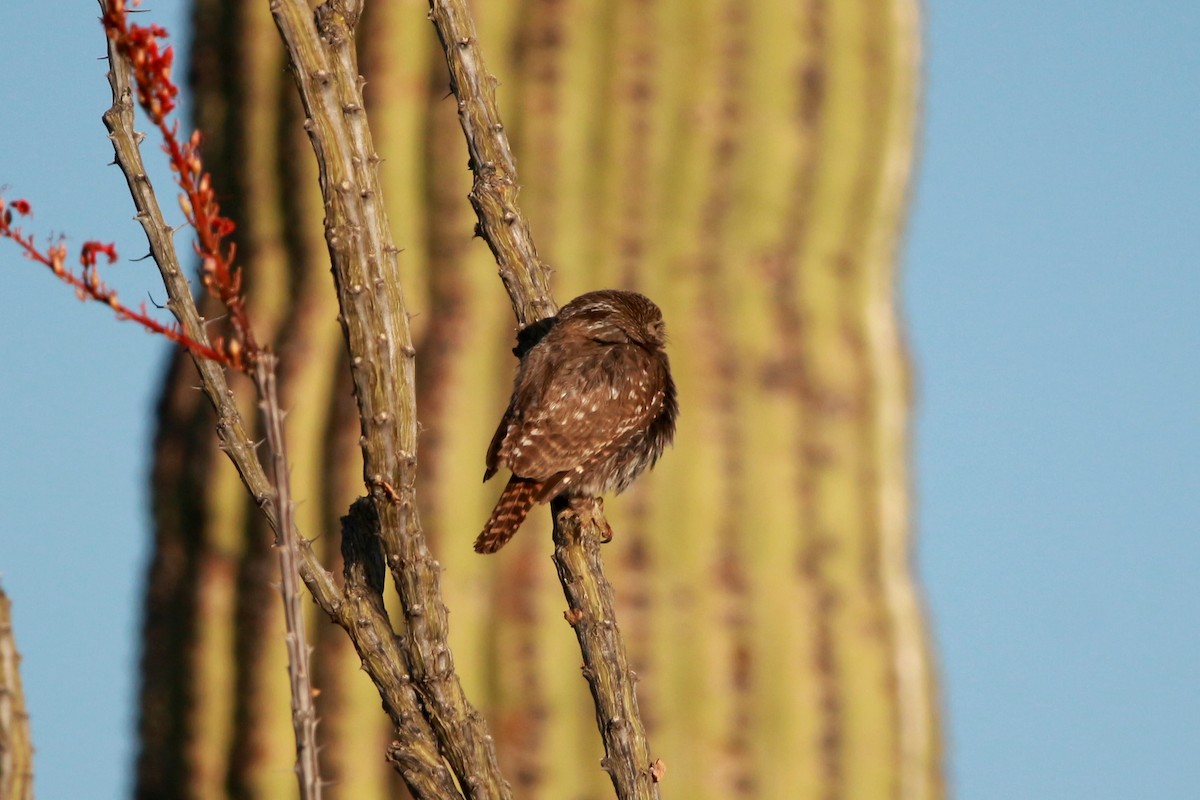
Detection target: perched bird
<box><xmin>476</xmin><ymin>290</ymin><xmax>678</xmax><ymax>553</ymax></box>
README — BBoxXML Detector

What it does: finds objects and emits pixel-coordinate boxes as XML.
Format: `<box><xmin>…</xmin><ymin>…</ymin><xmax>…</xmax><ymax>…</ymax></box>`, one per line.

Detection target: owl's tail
<box><xmin>475</xmin><ymin>475</ymin><xmax>541</xmax><ymax>553</ymax></box>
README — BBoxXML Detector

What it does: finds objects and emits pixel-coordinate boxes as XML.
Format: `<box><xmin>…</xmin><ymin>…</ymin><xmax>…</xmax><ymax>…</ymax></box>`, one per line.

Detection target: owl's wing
<box><xmin>500</xmin><ymin>346</ymin><xmax>663</xmax><ymax>485</ymax></box>
<box><xmin>483</xmin><ymin>403</ymin><xmax>514</xmax><ymax>482</ymax></box>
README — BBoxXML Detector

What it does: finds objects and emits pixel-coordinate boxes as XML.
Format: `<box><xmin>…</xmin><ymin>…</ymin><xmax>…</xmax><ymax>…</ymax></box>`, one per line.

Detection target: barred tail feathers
<box><xmin>475</xmin><ymin>476</ymin><xmax>541</xmax><ymax>553</ymax></box>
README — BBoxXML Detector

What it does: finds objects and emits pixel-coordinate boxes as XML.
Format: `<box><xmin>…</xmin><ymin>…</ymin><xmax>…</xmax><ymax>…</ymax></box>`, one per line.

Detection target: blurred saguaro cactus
<box><xmin>136</xmin><ymin>0</ymin><xmax>940</xmax><ymax>798</ymax></box>
<box><xmin>0</xmin><ymin>585</ymin><xmax>34</xmax><ymax>800</ymax></box>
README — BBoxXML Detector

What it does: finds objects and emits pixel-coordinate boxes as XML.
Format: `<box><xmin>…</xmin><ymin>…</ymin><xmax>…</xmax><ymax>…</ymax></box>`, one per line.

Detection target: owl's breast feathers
<box><xmin>487</xmin><ymin>341</ymin><xmax>671</xmax><ymax>499</ymax></box>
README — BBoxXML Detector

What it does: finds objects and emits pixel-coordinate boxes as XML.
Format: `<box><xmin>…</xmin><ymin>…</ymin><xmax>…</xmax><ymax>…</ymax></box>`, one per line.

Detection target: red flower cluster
<box><xmin>2</xmin><ymin>5</ymin><xmax>257</xmax><ymax>369</ymax></box>
<box><xmin>0</xmin><ymin>196</ymin><xmax>228</xmax><ymax>362</ymax></box>
<box><xmin>100</xmin><ymin>0</ymin><xmax>177</xmax><ymax>124</ymax></box>
<box><xmin>81</xmin><ymin>240</ymin><xmax>119</xmax><ymax>268</ymax></box>
<box><xmin>101</xmin><ymin>0</ymin><xmax>256</xmax><ymax>366</ymax></box>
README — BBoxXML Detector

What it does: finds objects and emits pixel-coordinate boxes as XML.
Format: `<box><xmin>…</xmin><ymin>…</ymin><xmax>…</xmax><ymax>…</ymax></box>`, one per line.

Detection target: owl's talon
<box><xmin>594</xmin><ymin>499</ymin><xmax>614</xmax><ymax>542</ymax></box>
<box><xmin>569</xmin><ymin>496</ymin><xmax>614</xmax><ymax>542</ymax></box>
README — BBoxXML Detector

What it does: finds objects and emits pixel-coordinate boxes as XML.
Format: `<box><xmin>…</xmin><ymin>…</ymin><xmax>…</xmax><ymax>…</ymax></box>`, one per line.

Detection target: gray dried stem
<box><xmin>253</xmin><ymin>355</ymin><xmax>323</xmax><ymax>800</ymax></box>
<box><xmin>98</xmin><ymin>4</ymin><xmax>460</xmax><ymax>796</ymax></box>
<box><xmin>0</xmin><ymin>584</ymin><xmax>34</xmax><ymax>800</ymax></box>
<box><xmin>267</xmin><ymin>1</ymin><xmax>509</xmax><ymax>798</ymax></box>
<box><xmin>427</xmin><ymin>2</ymin><xmax>661</xmax><ymax>797</ymax></box>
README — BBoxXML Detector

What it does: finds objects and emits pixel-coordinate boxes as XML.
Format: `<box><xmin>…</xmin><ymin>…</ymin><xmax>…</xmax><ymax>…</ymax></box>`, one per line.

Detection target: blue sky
<box><xmin>909</xmin><ymin>3</ymin><xmax>1200</xmax><ymax>797</ymax></box>
<box><xmin>1</xmin><ymin>2</ymin><xmax>1197</xmax><ymax>798</ymax></box>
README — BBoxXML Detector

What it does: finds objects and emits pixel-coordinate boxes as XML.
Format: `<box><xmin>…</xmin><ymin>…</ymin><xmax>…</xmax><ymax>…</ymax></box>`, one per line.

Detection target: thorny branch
<box><xmin>553</xmin><ymin>500</ymin><xmax>663</xmax><ymax>800</ymax></box>
<box><xmin>426</xmin><ymin>0</ymin><xmax>557</xmax><ymax>328</ymax></box>
<box><xmin>253</xmin><ymin>355</ymin><xmax>322</xmax><ymax>800</ymax></box>
<box><xmin>93</xmin><ymin>3</ymin><xmax>462</xmax><ymax>797</ymax></box>
<box><xmin>266</xmin><ymin>0</ymin><xmax>510</xmax><ymax>797</ymax></box>
<box><xmin>427</xmin><ymin>1</ymin><xmax>663</xmax><ymax>796</ymax></box>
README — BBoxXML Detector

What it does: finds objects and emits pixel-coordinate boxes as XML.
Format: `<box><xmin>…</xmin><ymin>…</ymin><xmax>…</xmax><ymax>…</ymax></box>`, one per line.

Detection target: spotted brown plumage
<box><xmin>476</xmin><ymin>290</ymin><xmax>678</xmax><ymax>553</ymax></box>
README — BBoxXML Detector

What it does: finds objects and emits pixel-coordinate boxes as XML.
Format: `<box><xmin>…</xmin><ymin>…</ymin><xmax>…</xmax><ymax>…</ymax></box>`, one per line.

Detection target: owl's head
<box><xmin>559</xmin><ymin>289</ymin><xmax>667</xmax><ymax>349</ymax></box>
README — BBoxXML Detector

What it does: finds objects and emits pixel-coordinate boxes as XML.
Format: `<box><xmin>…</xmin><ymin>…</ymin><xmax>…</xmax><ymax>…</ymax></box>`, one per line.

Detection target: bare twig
<box><xmin>553</xmin><ymin>500</ymin><xmax>661</xmax><ymax>800</ymax></box>
<box><xmin>426</xmin><ymin>0</ymin><xmax>557</xmax><ymax>326</ymax></box>
<box><xmin>267</xmin><ymin>2</ymin><xmax>509</xmax><ymax>797</ymax></box>
<box><xmin>253</xmin><ymin>355</ymin><xmax>322</xmax><ymax>800</ymax></box>
<box><xmin>0</xmin><ymin>584</ymin><xmax>34</xmax><ymax>800</ymax></box>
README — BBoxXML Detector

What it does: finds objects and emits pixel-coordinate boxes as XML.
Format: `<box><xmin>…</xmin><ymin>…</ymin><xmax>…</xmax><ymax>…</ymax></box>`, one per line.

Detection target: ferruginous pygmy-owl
<box><xmin>475</xmin><ymin>290</ymin><xmax>678</xmax><ymax>553</ymax></box>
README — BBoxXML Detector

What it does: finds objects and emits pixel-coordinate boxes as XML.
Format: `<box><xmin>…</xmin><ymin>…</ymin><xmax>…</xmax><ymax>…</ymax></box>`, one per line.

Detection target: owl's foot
<box><xmin>562</xmin><ymin>496</ymin><xmax>614</xmax><ymax>544</ymax></box>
